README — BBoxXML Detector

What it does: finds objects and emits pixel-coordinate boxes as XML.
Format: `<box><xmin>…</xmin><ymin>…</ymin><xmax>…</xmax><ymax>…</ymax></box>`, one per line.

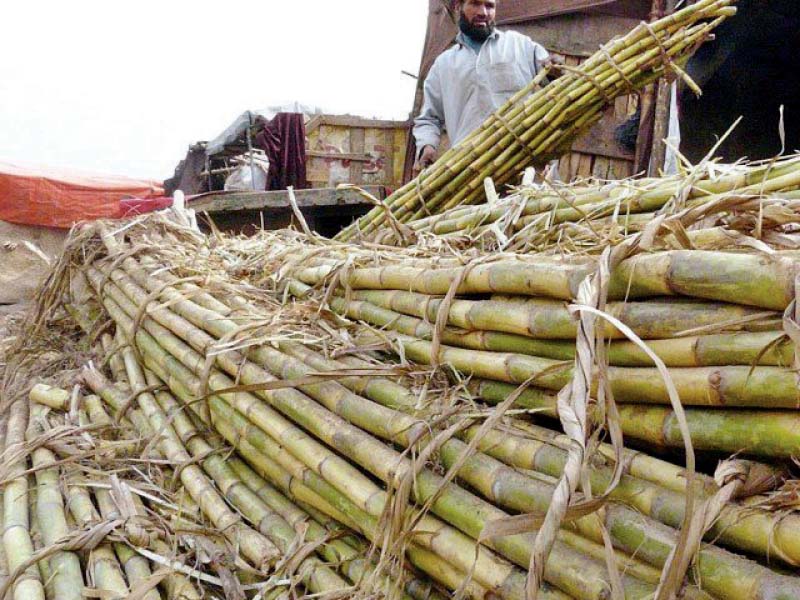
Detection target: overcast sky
<box><xmin>0</xmin><ymin>1</ymin><xmax>430</xmax><ymax>181</ymax></box>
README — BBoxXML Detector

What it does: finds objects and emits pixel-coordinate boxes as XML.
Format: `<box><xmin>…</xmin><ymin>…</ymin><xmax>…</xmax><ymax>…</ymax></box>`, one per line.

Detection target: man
<box><xmin>413</xmin><ymin>0</ymin><xmax>551</xmax><ymax>173</ymax></box>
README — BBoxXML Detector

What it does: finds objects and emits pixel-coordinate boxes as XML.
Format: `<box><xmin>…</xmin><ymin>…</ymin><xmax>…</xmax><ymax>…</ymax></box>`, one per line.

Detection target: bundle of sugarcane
<box><xmin>335</xmin><ymin>0</ymin><xmax>737</xmax><ymax>242</ymax></box>
<box><xmin>24</xmin><ymin>216</ymin><xmax>800</xmax><ymax>600</ymax></box>
<box><xmin>276</xmin><ymin>240</ymin><xmax>800</xmax><ymax>457</ymax></box>
<box><xmin>3</xmin><ymin>337</ymin><xmax>452</xmax><ymax>599</ymax></box>
<box><xmin>0</xmin><ymin>388</ymin><xmax>209</xmax><ymax>600</ymax></box>
<box><xmin>222</xmin><ymin>183</ymin><xmax>800</xmax><ymax>451</ymax></box>
<box><xmin>373</xmin><ymin>155</ymin><xmax>800</xmax><ymax>252</ymax></box>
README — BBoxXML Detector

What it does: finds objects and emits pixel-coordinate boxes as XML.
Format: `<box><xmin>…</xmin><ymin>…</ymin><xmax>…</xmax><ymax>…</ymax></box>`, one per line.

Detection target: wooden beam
<box><xmin>316</xmin><ymin>115</ymin><xmax>410</xmax><ymax>130</ymax></box>
<box><xmin>306</xmin><ymin>151</ymin><xmax>374</xmax><ymax>162</ymax></box>
<box><xmin>188</xmin><ymin>186</ymin><xmax>386</xmax><ymax>214</ymax></box>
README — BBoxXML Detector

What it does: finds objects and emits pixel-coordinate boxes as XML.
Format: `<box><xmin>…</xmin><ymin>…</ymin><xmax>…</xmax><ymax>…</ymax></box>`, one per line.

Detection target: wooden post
<box><xmin>634</xmin><ymin>0</ymin><xmax>669</xmax><ymax>175</ymax></box>
<box><xmin>634</xmin><ymin>85</ymin><xmax>656</xmax><ymax>174</ymax></box>
<box><xmin>246</xmin><ymin>113</ymin><xmax>257</xmax><ymax>191</ymax></box>
<box><xmin>648</xmin><ymin>80</ymin><xmax>673</xmax><ymax>176</ymax></box>
<box><xmin>647</xmin><ymin>0</ymin><xmax>679</xmax><ymax>176</ymax></box>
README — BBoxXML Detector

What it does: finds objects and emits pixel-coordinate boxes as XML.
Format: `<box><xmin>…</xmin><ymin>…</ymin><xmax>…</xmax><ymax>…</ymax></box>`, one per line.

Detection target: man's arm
<box><xmin>412</xmin><ymin>62</ymin><xmax>445</xmax><ymax>173</ymax></box>
<box><xmin>529</xmin><ymin>40</ymin><xmax>551</xmax><ymax>76</ymax></box>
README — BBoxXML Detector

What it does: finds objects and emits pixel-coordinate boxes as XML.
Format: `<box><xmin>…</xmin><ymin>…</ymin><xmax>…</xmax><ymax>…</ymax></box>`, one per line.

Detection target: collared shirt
<box><xmin>413</xmin><ymin>29</ymin><xmax>550</xmax><ymax>156</ymax></box>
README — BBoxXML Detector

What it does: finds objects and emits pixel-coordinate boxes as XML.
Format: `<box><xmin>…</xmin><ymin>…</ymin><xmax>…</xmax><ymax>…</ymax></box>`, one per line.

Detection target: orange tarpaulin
<box><xmin>0</xmin><ymin>161</ymin><xmax>165</xmax><ymax>228</ymax></box>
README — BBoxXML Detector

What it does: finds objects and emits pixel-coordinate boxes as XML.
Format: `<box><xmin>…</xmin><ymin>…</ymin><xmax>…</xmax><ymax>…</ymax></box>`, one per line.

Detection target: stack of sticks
<box><xmin>375</xmin><ymin>155</ymin><xmax>800</xmax><ymax>253</ymax></box>
<box><xmin>278</xmin><ymin>238</ymin><xmax>800</xmax><ymax>460</ymax></box>
<box><xmin>2</xmin><ymin>213</ymin><xmax>795</xmax><ymax>600</ymax></box>
<box><xmin>335</xmin><ymin>0</ymin><xmax>736</xmax><ymax>242</ymax></box>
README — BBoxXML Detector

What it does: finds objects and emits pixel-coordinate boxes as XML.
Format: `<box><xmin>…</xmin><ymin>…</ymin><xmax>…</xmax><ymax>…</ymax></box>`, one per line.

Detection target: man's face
<box><xmin>461</xmin><ymin>0</ymin><xmax>496</xmax><ymax>31</ymax></box>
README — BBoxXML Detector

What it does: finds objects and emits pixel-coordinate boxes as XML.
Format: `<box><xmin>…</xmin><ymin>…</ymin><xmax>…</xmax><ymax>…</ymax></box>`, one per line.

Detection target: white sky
<box><xmin>0</xmin><ymin>1</ymin><xmax>430</xmax><ymax>181</ymax></box>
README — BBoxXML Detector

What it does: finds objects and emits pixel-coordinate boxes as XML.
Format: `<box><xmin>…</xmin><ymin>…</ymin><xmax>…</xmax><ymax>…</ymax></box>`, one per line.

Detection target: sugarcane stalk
<box><xmin>27</xmin><ymin>488</ymin><xmax>53</xmax><ymax>600</ymax></box>
<box><xmin>75</xmin><ymin>399</ymin><xmax>165</xmax><ymax>600</ymax></box>
<box><xmin>311</xmin><ymin>285</ymin><xmax>789</xmax><ymax>367</ymax></box>
<box><xmin>3</xmin><ymin>398</ymin><xmax>46</xmax><ymax>600</ymax></box>
<box><xmin>98</xmin><ymin>256</ymin><xmax>788</xmax><ymax>600</ymax></box>
<box><xmin>0</xmin><ymin>471</ymin><xmax>8</xmax><ymax>596</ymax></box>
<box><xmin>64</xmin><ymin>477</ymin><xmax>131</xmax><ymax>600</ymax></box>
<box><xmin>208</xmin><ymin>407</ymin><xmax>551</xmax><ymax>600</ymax></box>
<box><xmin>92</xmin><ymin>488</ymin><xmax>202</xmax><ymax>600</ymax></box>
<box><xmin>89</xmin><ymin>264</ymin><xmax>581</xmax><ymax>600</ymax></box>
<box><xmin>377</xmin><ymin>331</ymin><xmax>800</xmax><ymax>410</ymax></box>
<box><xmin>29</xmin><ymin>385</ymin><xmax>70</xmax><ymax>411</ymax></box>
<box><xmin>386</xmin><ymin>14</ymin><xmax>726</xmax><ymax>227</ymax></box>
<box><xmin>57</xmin><ymin>223</ymin><xmax>800</xmax><ymax>600</ymax></box>
<box><xmin>291</xmin><ymin>250</ymin><xmax>799</xmax><ymax>311</ymax></box>
<box><xmin>426</xmin><ymin>157</ymin><xmax>800</xmax><ymax>244</ymax></box>
<box><xmin>617</xmin><ymin>404</ymin><xmax>800</xmax><ymax>461</ymax></box>
<box><xmin>28</xmin><ymin>406</ymin><xmax>84</xmax><ymax>600</ymax></box>
<box><xmin>338</xmin><ymin>288</ymin><xmax>779</xmax><ymax>341</ymax></box>
<box><xmin>280</xmin><ymin>340</ymin><xmax>800</xmax><ymax>598</ymax></box>
<box><xmin>100</xmin><ymin>239</ymin><xmax>800</xmax><ymax>596</ymax></box>
<box><xmin>170</xmin><ymin>294</ymin><xmax>707</xmax><ymax>590</ymax></box>
<box><xmin>147</xmin><ymin>539</ymin><xmax>203</xmax><ymax>600</ymax></box>
<box><xmin>227</xmin><ymin>456</ymin><xmax>446</xmax><ymax>600</ymax></box>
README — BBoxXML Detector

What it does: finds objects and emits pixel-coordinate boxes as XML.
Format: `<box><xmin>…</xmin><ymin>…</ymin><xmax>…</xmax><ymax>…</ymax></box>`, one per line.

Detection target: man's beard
<box><xmin>459</xmin><ymin>11</ymin><xmax>495</xmax><ymax>42</ymax></box>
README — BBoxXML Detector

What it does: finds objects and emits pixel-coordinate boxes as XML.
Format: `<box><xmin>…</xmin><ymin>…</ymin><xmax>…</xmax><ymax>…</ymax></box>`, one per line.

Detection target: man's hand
<box><xmin>413</xmin><ymin>145</ymin><xmax>437</xmax><ymax>176</ymax></box>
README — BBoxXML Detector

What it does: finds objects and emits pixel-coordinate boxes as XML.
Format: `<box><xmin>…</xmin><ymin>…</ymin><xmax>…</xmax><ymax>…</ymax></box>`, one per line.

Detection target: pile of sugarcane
<box><xmin>0</xmin><ymin>355</ymin><xmax>229</xmax><ymax>599</ymax></box>
<box><xmin>1</xmin><ymin>307</ymin><xmax>454</xmax><ymax>599</ymax></box>
<box><xmin>270</xmin><ymin>233</ymin><xmax>800</xmax><ymax>460</ymax></box>
<box><xmin>335</xmin><ymin>0</ymin><xmax>737</xmax><ymax>242</ymax></box>
<box><xmin>375</xmin><ymin>155</ymin><xmax>800</xmax><ymax>252</ymax></box>
<box><xmin>1</xmin><ymin>212</ymin><xmax>795</xmax><ymax>600</ymax></box>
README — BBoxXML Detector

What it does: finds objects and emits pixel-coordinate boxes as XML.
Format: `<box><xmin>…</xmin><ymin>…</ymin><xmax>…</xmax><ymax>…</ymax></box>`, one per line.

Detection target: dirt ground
<box><xmin>0</xmin><ymin>220</ymin><xmax>66</xmax><ymax>305</ymax></box>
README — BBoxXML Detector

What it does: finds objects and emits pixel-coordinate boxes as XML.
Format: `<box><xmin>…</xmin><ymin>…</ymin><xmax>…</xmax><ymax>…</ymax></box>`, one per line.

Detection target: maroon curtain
<box><xmin>255</xmin><ymin>113</ymin><xmax>309</xmax><ymax>191</ymax></box>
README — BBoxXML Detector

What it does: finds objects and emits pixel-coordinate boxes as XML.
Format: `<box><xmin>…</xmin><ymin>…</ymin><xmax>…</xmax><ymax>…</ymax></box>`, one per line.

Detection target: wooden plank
<box><xmin>497</xmin><ymin>0</ymin><xmax>620</xmax><ymax>24</ymax></box>
<box><xmin>558</xmin><ymin>155</ymin><xmax>572</xmax><ymax>182</ymax></box>
<box><xmin>568</xmin><ymin>152</ymin><xmax>583</xmax><ymax>182</ymax></box>
<box><xmin>514</xmin><ymin>14</ymin><xmax>641</xmax><ymax>57</ymax></box>
<box><xmin>571</xmin><ymin>105</ymin><xmax>635</xmax><ymax>161</ymax></box>
<box><xmin>592</xmin><ymin>156</ymin><xmax>611</xmax><ymax>180</ymax></box>
<box><xmin>350</xmin><ymin>128</ymin><xmax>365</xmax><ymax>185</ymax></box>
<box><xmin>577</xmin><ymin>154</ymin><xmax>594</xmax><ymax>179</ymax></box>
<box><xmin>305</xmin><ymin>115</ymin><xmax>323</xmax><ymax>136</ymax></box>
<box><xmin>614</xmin><ymin>95</ymin><xmax>630</xmax><ymax>120</ymax></box>
<box><xmin>189</xmin><ymin>186</ymin><xmax>386</xmax><ymax>213</ymax></box>
<box><xmin>307</xmin><ymin>151</ymin><xmax>373</xmax><ymax>162</ymax></box>
<box><xmin>317</xmin><ymin>115</ymin><xmax>410</xmax><ymax>130</ymax></box>
<box><xmin>609</xmin><ymin>158</ymin><xmax>635</xmax><ymax>180</ymax></box>
<box><xmin>393</xmin><ymin>128</ymin><xmax>409</xmax><ymax>189</ymax></box>
<box><xmin>383</xmin><ymin>129</ymin><xmax>395</xmax><ymax>187</ymax></box>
